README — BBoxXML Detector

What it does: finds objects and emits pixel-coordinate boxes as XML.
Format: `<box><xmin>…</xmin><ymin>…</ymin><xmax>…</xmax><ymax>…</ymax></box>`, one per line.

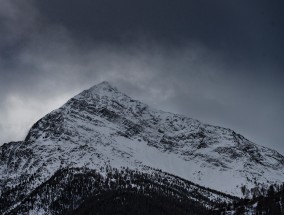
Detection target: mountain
<box><xmin>1</xmin><ymin>81</ymin><xmax>284</xmax><ymax>214</ymax></box>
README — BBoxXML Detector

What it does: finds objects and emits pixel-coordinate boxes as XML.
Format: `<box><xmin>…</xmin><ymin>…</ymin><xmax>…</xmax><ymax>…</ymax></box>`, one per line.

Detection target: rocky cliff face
<box><xmin>1</xmin><ymin>81</ymin><xmax>284</xmax><ymax>214</ymax></box>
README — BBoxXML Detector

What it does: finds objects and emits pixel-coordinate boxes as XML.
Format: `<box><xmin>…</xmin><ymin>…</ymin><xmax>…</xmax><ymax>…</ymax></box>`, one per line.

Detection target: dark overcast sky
<box><xmin>0</xmin><ymin>0</ymin><xmax>283</xmax><ymax>153</ymax></box>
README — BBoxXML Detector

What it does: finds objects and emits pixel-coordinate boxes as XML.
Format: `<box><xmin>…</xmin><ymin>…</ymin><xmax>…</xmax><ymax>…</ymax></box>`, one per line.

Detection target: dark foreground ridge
<box><xmin>4</xmin><ymin>167</ymin><xmax>237</xmax><ymax>215</ymax></box>
<box><xmin>214</xmin><ymin>184</ymin><xmax>284</xmax><ymax>215</ymax></box>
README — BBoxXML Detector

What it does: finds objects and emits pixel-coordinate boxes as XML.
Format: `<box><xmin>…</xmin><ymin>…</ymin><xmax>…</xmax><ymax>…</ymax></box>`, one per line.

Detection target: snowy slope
<box><xmin>1</xmin><ymin>81</ymin><xmax>284</xmax><ymax>209</ymax></box>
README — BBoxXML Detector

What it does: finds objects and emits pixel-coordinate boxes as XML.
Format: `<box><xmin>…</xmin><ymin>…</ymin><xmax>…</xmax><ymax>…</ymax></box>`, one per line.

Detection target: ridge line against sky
<box><xmin>0</xmin><ymin>0</ymin><xmax>283</xmax><ymax>154</ymax></box>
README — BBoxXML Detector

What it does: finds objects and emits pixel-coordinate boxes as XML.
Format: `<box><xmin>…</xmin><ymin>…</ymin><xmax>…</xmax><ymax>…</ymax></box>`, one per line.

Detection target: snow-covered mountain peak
<box><xmin>88</xmin><ymin>81</ymin><xmax>117</xmax><ymax>92</ymax></box>
<box><xmin>74</xmin><ymin>81</ymin><xmax>119</xmax><ymax>100</ymax></box>
<box><xmin>68</xmin><ymin>81</ymin><xmax>148</xmax><ymax>119</ymax></box>
<box><xmin>2</xmin><ymin>81</ymin><xmax>284</xmax><ymax>201</ymax></box>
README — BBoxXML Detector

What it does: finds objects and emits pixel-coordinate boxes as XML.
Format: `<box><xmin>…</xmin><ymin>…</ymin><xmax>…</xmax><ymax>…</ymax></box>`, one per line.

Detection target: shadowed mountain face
<box><xmin>0</xmin><ymin>81</ymin><xmax>284</xmax><ymax>214</ymax></box>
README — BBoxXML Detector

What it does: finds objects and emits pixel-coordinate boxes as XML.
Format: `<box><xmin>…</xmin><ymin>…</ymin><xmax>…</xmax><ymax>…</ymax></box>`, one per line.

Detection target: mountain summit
<box><xmin>1</xmin><ymin>81</ymin><xmax>284</xmax><ymax>214</ymax></box>
<box><xmin>86</xmin><ymin>81</ymin><xmax>118</xmax><ymax>93</ymax></box>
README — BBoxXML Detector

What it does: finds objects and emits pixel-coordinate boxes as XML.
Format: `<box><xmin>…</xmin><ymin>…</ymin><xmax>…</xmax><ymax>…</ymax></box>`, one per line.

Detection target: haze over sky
<box><xmin>0</xmin><ymin>0</ymin><xmax>283</xmax><ymax>153</ymax></box>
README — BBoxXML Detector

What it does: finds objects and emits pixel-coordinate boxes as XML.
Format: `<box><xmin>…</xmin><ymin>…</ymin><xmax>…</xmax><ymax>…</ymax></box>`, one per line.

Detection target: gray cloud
<box><xmin>0</xmin><ymin>0</ymin><xmax>283</xmax><ymax>155</ymax></box>
<box><xmin>0</xmin><ymin>0</ymin><xmax>38</xmax><ymax>50</ymax></box>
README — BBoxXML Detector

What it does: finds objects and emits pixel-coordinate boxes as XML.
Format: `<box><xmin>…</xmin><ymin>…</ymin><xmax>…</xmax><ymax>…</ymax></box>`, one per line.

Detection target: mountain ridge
<box><xmin>1</xmin><ymin>81</ymin><xmax>284</xmax><ymax>214</ymax></box>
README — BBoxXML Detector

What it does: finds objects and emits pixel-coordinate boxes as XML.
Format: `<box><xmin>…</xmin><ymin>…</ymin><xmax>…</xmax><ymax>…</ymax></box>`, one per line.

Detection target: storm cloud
<box><xmin>0</xmin><ymin>0</ymin><xmax>283</xmax><ymax>154</ymax></box>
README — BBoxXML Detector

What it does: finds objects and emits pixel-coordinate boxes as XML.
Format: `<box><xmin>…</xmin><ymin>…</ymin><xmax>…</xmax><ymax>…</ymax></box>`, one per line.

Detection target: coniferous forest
<box><xmin>1</xmin><ymin>166</ymin><xmax>237</xmax><ymax>215</ymax></box>
<box><xmin>2</xmin><ymin>164</ymin><xmax>284</xmax><ymax>214</ymax></box>
<box><xmin>213</xmin><ymin>184</ymin><xmax>284</xmax><ymax>214</ymax></box>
